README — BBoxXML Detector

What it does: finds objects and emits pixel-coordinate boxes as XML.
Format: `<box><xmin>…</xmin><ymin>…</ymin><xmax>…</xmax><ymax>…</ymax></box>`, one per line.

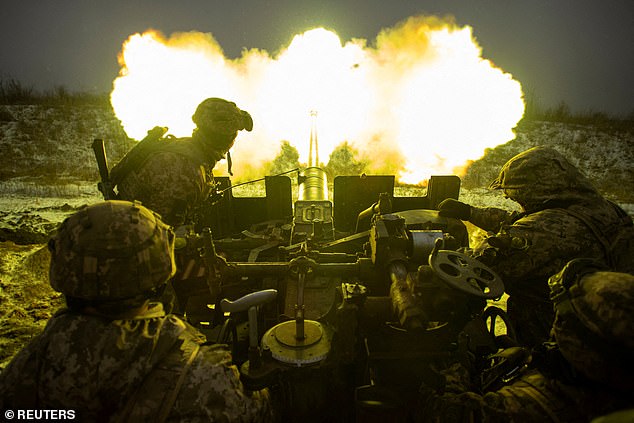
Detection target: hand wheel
<box><xmin>429</xmin><ymin>249</ymin><xmax>504</xmax><ymax>299</ymax></box>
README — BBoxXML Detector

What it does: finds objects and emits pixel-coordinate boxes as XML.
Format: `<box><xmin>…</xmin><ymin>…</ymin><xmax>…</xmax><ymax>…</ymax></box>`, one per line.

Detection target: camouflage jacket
<box><xmin>116</xmin><ymin>135</ymin><xmax>225</xmax><ymax>227</ymax></box>
<box><xmin>468</xmin><ymin>198</ymin><xmax>633</xmax><ymax>346</ymax></box>
<box><xmin>0</xmin><ymin>303</ymin><xmax>272</xmax><ymax>422</ymax></box>
<box><xmin>416</xmin><ymin>365</ymin><xmax>633</xmax><ymax>423</ymax></box>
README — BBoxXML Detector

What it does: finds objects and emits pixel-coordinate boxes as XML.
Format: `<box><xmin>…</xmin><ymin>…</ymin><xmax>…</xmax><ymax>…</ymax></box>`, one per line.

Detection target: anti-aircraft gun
<box><xmin>166</xmin><ymin>123</ymin><xmax>511</xmax><ymax>422</ymax></box>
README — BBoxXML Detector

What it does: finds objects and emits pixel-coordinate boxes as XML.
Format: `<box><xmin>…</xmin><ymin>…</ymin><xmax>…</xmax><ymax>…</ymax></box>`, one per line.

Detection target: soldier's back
<box><xmin>0</xmin><ymin>304</ymin><xmax>271</xmax><ymax>422</ymax></box>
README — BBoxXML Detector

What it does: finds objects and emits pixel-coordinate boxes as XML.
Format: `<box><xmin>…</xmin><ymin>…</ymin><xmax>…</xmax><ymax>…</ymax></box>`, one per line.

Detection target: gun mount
<box><xmin>166</xmin><ymin>116</ymin><xmax>506</xmax><ymax>422</ymax></box>
<box><xmin>165</xmin><ymin>163</ymin><xmax>510</xmax><ymax>422</ymax></box>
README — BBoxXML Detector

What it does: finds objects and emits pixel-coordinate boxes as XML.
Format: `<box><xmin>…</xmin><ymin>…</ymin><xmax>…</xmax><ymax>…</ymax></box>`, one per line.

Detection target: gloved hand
<box><xmin>437</xmin><ymin>199</ymin><xmax>472</xmax><ymax>220</ymax></box>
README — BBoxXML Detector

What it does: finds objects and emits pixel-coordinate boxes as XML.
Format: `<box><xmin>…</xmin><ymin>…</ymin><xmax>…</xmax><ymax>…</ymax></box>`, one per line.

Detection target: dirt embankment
<box><xmin>0</xmin><ymin>241</ymin><xmax>63</xmax><ymax>369</ymax></box>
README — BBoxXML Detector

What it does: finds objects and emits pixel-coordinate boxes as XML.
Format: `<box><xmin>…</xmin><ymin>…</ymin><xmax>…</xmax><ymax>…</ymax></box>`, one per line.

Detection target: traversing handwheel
<box><xmin>429</xmin><ymin>249</ymin><xmax>505</xmax><ymax>299</ymax></box>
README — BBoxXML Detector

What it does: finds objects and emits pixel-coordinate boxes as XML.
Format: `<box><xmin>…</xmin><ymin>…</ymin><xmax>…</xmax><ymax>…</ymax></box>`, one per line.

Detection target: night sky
<box><xmin>2</xmin><ymin>0</ymin><xmax>633</xmax><ymax>116</ymax></box>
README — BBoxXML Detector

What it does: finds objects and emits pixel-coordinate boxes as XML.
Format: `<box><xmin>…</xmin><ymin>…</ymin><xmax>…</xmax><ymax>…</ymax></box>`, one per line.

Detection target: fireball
<box><xmin>110</xmin><ymin>16</ymin><xmax>524</xmax><ymax>184</ymax></box>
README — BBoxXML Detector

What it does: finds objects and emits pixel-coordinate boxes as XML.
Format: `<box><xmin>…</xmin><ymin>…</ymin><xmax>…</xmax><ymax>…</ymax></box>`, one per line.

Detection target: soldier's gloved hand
<box><xmin>438</xmin><ymin>199</ymin><xmax>472</xmax><ymax>220</ymax></box>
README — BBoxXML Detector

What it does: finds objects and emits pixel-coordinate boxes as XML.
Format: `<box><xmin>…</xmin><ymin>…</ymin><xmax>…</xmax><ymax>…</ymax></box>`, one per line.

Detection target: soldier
<box><xmin>0</xmin><ymin>201</ymin><xmax>272</xmax><ymax>422</ymax></box>
<box><xmin>416</xmin><ymin>259</ymin><xmax>634</xmax><ymax>422</ymax></box>
<box><xmin>438</xmin><ymin>146</ymin><xmax>634</xmax><ymax>347</ymax></box>
<box><xmin>112</xmin><ymin>97</ymin><xmax>253</xmax><ymax>227</ymax></box>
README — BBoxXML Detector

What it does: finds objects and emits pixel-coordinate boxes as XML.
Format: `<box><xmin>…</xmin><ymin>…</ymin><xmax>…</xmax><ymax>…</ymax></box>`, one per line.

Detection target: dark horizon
<box><xmin>2</xmin><ymin>1</ymin><xmax>633</xmax><ymax>116</ymax></box>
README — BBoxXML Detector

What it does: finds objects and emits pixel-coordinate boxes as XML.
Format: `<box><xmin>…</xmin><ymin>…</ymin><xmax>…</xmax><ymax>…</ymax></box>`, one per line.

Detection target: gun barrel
<box><xmin>308</xmin><ymin>110</ymin><xmax>319</xmax><ymax>167</ymax></box>
<box><xmin>298</xmin><ymin>167</ymin><xmax>329</xmax><ymax>201</ymax></box>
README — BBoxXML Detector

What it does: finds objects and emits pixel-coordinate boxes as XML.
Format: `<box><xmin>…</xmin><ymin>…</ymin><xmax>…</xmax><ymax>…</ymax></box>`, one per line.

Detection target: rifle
<box><xmin>92</xmin><ymin>138</ymin><xmax>116</xmax><ymax>200</ymax></box>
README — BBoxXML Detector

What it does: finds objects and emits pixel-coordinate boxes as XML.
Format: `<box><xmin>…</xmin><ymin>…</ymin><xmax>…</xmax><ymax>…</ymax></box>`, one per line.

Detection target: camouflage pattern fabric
<box><xmin>115</xmin><ymin>97</ymin><xmax>253</xmax><ymax>227</ymax></box>
<box><xmin>468</xmin><ymin>199</ymin><xmax>629</xmax><ymax>346</ymax></box>
<box><xmin>192</xmin><ymin>98</ymin><xmax>253</xmax><ymax>137</ymax></box>
<box><xmin>464</xmin><ymin>146</ymin><xmax>634</xmax><ymax>347</ymax></box>
<box><xmin>488</xmin><ymin>146</ymin><xmax>597</xmax><ymax>197</ymax></box>
<box><xmin>116</xmin><ymin>136</ymin><xmax>224</xmax><ymax>227</ymax></box>
<box><xmin>417</xmin><ymin>266</ymin><xmax>634</xmax><ymax>423</ymax></box>
<box><xmin>416</xmin><ymin>367</ymin><xmax>634</xmax><ymax>423</ymax></box>
<box><xmin>551</xmin><ymin>270</ymin><xmax>634</xmax><ymax>391</ymax></box>
<box><xmin>0</xmin><ymin>303</ymin><xmax>272</xmax><ymax>422</ymax></box>
<box><xmin>49</xmin><ymin>200</ymin><xmax>176</xmax><ymax>300</ymax></box>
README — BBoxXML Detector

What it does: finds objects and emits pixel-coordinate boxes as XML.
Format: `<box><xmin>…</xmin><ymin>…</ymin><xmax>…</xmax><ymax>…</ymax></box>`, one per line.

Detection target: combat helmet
<box><xmin>192</xmin><ymin>97</ymin><xmax>253</xmax><ymax>137</ymax></box>
<box><xmin>548</xmin><ymin>258</ymin><xmax>634</xmax><ymax>390</ymax></box>
<box><xmin>489</xmin><ymin>146</ymin><xmax>598</xmax><ymax>208</ymax></box>
<box><xmin>49</xmin><ymin>200</ymin><xmax>176</xmax><ymax>301</ymax></box>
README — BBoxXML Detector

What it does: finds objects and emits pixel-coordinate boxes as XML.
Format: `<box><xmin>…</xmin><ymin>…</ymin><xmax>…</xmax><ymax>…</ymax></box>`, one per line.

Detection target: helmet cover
<box><xmin>49</xmin><ymin>200</ymin><xmax>176</xmax><ymax>300</ymax></box>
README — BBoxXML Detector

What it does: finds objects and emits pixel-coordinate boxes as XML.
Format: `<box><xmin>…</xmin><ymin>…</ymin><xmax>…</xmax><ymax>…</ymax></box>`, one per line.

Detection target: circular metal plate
<box><xmin>262</xmin><ymin>320</ymin><xmax>332</xmax><ymax>366</ymax></box>
<box><xmin>274</xmin><ymin>320</ymin><xmax>323</xmax><ymax>347</ymax></box>
<box><xmin>429</xmin><ymin>250</ymin><xmax>505</xmax><ymax>299</ymax></box>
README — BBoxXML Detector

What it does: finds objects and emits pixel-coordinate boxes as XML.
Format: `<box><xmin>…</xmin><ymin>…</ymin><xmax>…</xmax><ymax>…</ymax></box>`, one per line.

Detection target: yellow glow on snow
<box><xmin>111</xmin><ymin>16</ymin><xmax>525</xmax><ymax>184</ymax></box>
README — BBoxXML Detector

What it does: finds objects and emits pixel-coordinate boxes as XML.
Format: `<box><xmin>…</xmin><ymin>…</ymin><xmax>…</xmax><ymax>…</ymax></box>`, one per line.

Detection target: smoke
<box><xmin>111</xmin><ymin>15</ymin><xmax>524</xmax><ymax>184</ymax></box>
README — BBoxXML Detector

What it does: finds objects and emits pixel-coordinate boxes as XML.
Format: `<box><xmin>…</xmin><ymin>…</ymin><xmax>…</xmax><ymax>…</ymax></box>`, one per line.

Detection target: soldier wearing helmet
<box><xmin>438</xmin><ymin>146</ymin><xmax>634</xmax><ymax>347</ymax></box>
<box><xmin>0</xmin><ymin>201</ymin><xmax>272</xmax><ymax>422</ymax></box>
<box><xmin>109</xmin><ymin>98</ymin><xmax>252</xmax><ymax>315</ymax></box>
<box><xmin>112</xmin><ymin>97</ymin><xmax>253</xmax><ymax>227</ymax></box>
<box><xmin>548</xmin><ymin>258</ymin><xmax>634</xmax><ymax>392</ymax></box>
<box><xmin>415</xmin><ymin>259</ymin><xmax>634</xmax><ymax>422</ymax></box>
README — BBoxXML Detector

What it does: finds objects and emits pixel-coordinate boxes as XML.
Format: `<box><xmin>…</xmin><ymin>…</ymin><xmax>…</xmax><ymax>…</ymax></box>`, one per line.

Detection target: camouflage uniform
<box><xmin>416</xmin><ymin>262</ymin><xmax>634</xmax><ymax>422</ymax></box>
<box><xmin>115</xmin><ymin>139</ymin><xmax>222</xmax><ymax>227</ymax></box>
<box><xmin>417</xmin><ymin>366</ymin><xmax>633</xmax><ymax>423</ymax></box>
<box><xmin>113</xmin><ymin>98</ymin><xmax>253</xmax><ymax>227</ymax></box>
<box><xmin>439</xmin><ymin>146</ymin><xmax>634</xmax><ymax>346</ymax></box>
<box><xmin>0</xmin><ymin>201</ymin><xmax>271</xmax><ymax>422</ymax></box>
<box><xmin>0</xmin><ymin>304</ymin><xmax>271</xmax><ymax>422</ymax></box>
